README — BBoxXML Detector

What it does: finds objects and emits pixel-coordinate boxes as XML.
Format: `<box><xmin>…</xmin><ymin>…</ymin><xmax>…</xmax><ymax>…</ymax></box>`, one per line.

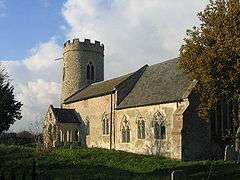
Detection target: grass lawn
<box><xmin>0</xmin><ymin>144</ymin><xmax>237</xmax><ymax>179</ymax></box>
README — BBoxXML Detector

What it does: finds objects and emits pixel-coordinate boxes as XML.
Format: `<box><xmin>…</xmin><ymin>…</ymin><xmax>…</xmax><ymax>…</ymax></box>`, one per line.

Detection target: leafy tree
<box><xmin>0</xmin><ymin>64</ymin><xmax>22</xmax><ymax>134</ymax></box>
<box><xmin>179</xmin><ymin>0</ymin><xmax>240</xmax><ymax>122</ymax></box>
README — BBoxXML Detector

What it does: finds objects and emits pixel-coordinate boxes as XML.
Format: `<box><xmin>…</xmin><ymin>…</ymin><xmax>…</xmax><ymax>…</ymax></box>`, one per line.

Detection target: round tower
<box><xmin>61</xmin><ymin>38</ymin><xmax>104</xmax><ymax>103</ymax></box>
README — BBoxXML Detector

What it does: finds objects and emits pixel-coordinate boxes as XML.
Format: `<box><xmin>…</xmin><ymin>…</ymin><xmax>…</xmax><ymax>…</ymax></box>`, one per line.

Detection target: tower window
<box><xmin>87</xmin><ymin>62</ymin><xmax>95</xmax><ymax>81</ymax></box>
<box><xmin>87</xmin><ymin>64</ymin><xmax>90</xmax><ymax>80</ymax></box>
<box><xmin>91</xmin><ymin>65</ymin><xmax>95</xmax><ymax>81</ymax></box>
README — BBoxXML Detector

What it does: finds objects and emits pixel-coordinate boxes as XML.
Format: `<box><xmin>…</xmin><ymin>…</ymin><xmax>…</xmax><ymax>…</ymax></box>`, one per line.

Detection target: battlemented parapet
<box><xmin>63</xmin><ymin>38</ymin><xmax>104</xmax><ymax>54</ymax></box>
<box><xmin>61</xmin><ymin>38</ymin><xmax>104</xmax><ymax>104</ymax></box>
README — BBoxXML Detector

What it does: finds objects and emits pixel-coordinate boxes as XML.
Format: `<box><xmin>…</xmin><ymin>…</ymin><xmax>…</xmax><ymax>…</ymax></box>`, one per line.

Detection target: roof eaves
<box><xmin>64</xmin><ymin>84</ymin><xmax>91</xmax><ymax>103</ymax></box>
<box><xmin>116</xmin><ymin>99</ymin><xmax>184</xmax><ymax>110</ymax></box>
<box><xmin>64</xmin><ymin>91</ymin><xmax>115</xmax><ymax>104</ymax></box>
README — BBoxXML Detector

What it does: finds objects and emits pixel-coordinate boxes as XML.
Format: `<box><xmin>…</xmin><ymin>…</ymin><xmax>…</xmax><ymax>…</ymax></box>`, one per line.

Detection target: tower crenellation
<box><xmin>61</xmin><ymin>38</ymin><xmax>104</xmax><ymax>104</ymax></box>
<box><xmin>63</xmin><ymin>38</ymin><xmax>104</xmax><ymax>54</ymax></box>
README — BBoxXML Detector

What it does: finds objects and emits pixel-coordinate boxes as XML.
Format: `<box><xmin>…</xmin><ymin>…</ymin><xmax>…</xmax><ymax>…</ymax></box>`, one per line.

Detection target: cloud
<box><xmin>0</xmin><ymin>0</ymin><xmax>6</xmax><ymax>17</ymax></box>
<box><xmin>62</xmin><ymin>0</ymin><xmax>209</xmax><ymax>78</ymax></box>
<box><xmin>3</xmin><ymin>41</ymin><xmax>62</xmax><ymax>132</ymax></box>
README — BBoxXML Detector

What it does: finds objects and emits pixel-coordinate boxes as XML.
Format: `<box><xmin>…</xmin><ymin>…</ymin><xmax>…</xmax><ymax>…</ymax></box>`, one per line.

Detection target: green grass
<box><xmin>0</xmin><ymin>144</ymin><xmax>237</xmax><ymax>179</ymax></box>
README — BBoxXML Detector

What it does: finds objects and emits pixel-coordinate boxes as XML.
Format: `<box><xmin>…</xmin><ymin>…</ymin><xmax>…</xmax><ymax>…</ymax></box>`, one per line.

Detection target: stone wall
<box><xmin>64</xmin><ymin>94</ymin><xmax>113</xmax><ymax>149</ymax></box>
<box><xmin>64</xmin><ymin>94</ymin><xmax>189</xmax><ymax>159</ymax></box>
<box><xmin>114</xmin><ymin>100</ymin><xmax>189</xmax><ymax>159</ymax></box>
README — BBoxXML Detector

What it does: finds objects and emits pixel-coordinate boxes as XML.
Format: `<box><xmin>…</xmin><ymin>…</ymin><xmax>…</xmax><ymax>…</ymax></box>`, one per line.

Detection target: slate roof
<box><xmin>117</xmin><ymin>58</ymin><xmax>194</xmax><ymax>109</ymax></box>
<box><xmin>64</xmin><ymin>73</ymin><xmax>132</xmax><ymax>103</ymax></box>
<box><xmin>51</xmin><ymin>107</ymin><xmax>80</xmax><ymax>123</ymax></box>
<box><xmin>63</xmin><ymin>58</ymin><xmax>196</xmax><ymax>109</ymax></box>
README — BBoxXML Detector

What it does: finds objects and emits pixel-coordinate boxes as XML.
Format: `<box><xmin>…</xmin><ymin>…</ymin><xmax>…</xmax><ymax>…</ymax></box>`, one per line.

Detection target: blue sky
<box><xmin>0</xmin><ymin>0</ymin><xmax>66</xmax><ymax>60</ymax></box>
<box><xmin>0</xmin><ymin>0</ymin><xmax>209</xmax><ymax>132</ymax></box>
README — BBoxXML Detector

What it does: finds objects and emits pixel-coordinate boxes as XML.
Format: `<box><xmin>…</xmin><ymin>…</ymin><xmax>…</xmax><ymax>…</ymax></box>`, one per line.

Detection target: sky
<box><xmin>0</xmin><ymin>0</ymin><xmax>209</xmax><ymax>132</ymax></box>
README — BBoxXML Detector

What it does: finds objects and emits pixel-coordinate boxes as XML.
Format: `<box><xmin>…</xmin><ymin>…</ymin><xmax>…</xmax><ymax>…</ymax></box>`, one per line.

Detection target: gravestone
<box><xmin>171</xmin><ymin>170</ymin><xmax>186</xmax><ymax>180</ymax></box>
<box><xmin>224</xmin><ymin>145</ymin><xmax>237</xmax><ymax>161</ymax></box>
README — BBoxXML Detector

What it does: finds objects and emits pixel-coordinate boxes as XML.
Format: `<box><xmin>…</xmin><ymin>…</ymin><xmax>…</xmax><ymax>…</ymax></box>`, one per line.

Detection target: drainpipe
<box><xmin>110</xmin><ymin>93</ymin><xmax>113</xmax><ymax>149</ymax></box>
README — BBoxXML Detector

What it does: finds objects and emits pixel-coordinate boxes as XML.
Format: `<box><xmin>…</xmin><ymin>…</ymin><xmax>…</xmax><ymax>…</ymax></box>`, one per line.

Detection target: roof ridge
<box><xmin>148</xmin><ymin>57</ymin><xmax>179</xmax><ymax>67</ymax></box>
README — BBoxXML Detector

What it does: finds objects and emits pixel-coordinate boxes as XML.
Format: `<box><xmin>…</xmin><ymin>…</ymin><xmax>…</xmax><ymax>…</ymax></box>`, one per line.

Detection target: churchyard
<box><xmin>0</xmin><ymin>143</ymin><xmax>240</xmax><ymax>179</ymax></box>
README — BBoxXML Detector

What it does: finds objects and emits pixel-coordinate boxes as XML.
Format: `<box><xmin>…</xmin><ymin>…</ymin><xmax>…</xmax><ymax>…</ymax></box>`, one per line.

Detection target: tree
<box><xmin>179</xmin><ymin>0</ymin><xmax>240</xmax><ymax>122</ymax></box>
<box><xmin>0</xmin><ymin>64</ymin><xmax>22</xmax><ymax>134</ymax></box>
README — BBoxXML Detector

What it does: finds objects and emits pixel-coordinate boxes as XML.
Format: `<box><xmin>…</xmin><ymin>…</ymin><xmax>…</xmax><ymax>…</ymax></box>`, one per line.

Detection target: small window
<box><xmin>102</xmin><ymin>113</ymin><xmax>110</xmax><ymax>135</ymax></box>
<box><xmin>87</xmin><ymin>64</ymin><xmax>90</xmax><ymax>80</ymax></box>
<box><xmin>91</xmin><ymin>65</ymin><xmax>94</xmax><ymax>81</ymax></box>
<box><xmin>122</xmin><ymin>126</ymin><xmax>130</xmax><ymax>143</ymax></box>
<box><xmin>86</xmin><ymin>120</ymin><xmax>90</xmax><ymax>135</ymax></box>
<box><xmin>137</xmin><ymin>119</ymin><xmax>145</xmax><ymax>139</ymax></box>
<box><xmin>86</xmin><ymin>62</ymin><xmax>95</xmax><ymax>81</ymax></box>
<box><xmin>152</xmin><ymin>111</ymin><xmax>166</xmax><ymax>140</ymax></box>
<box><xmin>153</xmin><ymin>122</ymin><xmax>166</xmax><ymax>139</ymax></box>
<box><xmin>121</xmin><ymin>116</ymin><xmax>130</xmax><ymax>143</ymax></box>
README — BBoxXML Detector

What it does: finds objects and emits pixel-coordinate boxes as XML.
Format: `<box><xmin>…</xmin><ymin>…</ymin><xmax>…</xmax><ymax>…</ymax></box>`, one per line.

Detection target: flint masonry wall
<box><xmin>64</xmin><ymin>93</ymin><xmax>189</xmax><ymax>159</ymax></box>
<box><xmin>63</xmin><ymin>94</ymin><xmax>113</xmax><ymax>149</ymax></box>
<box><xmin>61</xmin><ymin>39</ymin><xmax>104</xmax><ymax>103</ymax></box>
<box><xmin>115</xmin><ymin>100</ymin><xmax>189</xmax><ymax>159</ymax></box>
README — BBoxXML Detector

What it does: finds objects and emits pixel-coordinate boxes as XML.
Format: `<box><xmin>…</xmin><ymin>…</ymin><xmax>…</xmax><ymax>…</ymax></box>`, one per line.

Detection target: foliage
<box><xmin>179</xmin><ymin>0</ymin><xmax>240</xmax><ymax>119</ymax></box>
<box><xmin>0</xmin><ymin>65</ymin><xmax>22</xmax><ymax>134</ymax></box>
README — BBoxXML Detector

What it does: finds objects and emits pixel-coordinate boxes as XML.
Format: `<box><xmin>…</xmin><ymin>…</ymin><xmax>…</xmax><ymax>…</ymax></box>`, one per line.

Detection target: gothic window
<box><xmin>102</xmin><ymin>113</ymin><xmax>110</xmax><ymax>135</ymax></box>
<box><xmin>121</xmin><ymin>116</ymin><xmax>130</xmax><ymax>143</ymax></box>
<box><xmin>87</xmin><ymin>64</ymin><xmax>90</xmax><ymax>80</ymax></box>
<box><xmin>91</xmin><ymin>65</ymin><xmax>95</xmax><ymax>81</ymax></box>
<box><xmin>87</xmin><ymin>62</ymin><xmax>95</xmax><ymax>81</ymax></box>
<box><xmin>137</xmin><ymin>119</ymin><xmax>145</xmax><ymax>139</ymax></box>
<box><xmin>210</xmin><ymin>99</ymin><xmax>239</xmax><ymax>139</ymax></box>
<box><xmin>152</xmin><ymin>111</ymin><xmax>166</xmax><ymax>140</ymax></box>
<box><xmin>86</xmin><ymin>118</ymin><xmax>90</xmax><ymax>136</ymax></box>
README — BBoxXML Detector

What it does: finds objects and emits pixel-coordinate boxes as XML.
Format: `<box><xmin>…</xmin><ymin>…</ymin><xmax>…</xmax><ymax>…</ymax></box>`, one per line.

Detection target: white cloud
<box><xmin>0</xmin><ymin>0</ymin><xmax>6</xmax><ymax>17</ymax></box>
<box><xmin>62</xmin><ymin>0</ymin><xmax>209</xmax><ymax>78</ymax></box>
<box><xmin>3</xmin><ymin>41</ymin><xmax>62</xmax><ymax>132</ymax></box>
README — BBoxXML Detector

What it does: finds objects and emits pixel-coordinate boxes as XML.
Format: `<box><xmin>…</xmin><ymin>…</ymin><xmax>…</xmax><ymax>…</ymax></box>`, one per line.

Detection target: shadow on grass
<box><xmin>37</xmin><ymin>164</ymin><xmax>170</xmax><ymax>180</ymax></box>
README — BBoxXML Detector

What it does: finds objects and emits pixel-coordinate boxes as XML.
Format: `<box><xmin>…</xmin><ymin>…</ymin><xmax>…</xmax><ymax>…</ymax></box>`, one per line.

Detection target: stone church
<box><xmin>43</xmin><ymin>38</ymin><xmax>233</xmax><ymax>160</ymax></box>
